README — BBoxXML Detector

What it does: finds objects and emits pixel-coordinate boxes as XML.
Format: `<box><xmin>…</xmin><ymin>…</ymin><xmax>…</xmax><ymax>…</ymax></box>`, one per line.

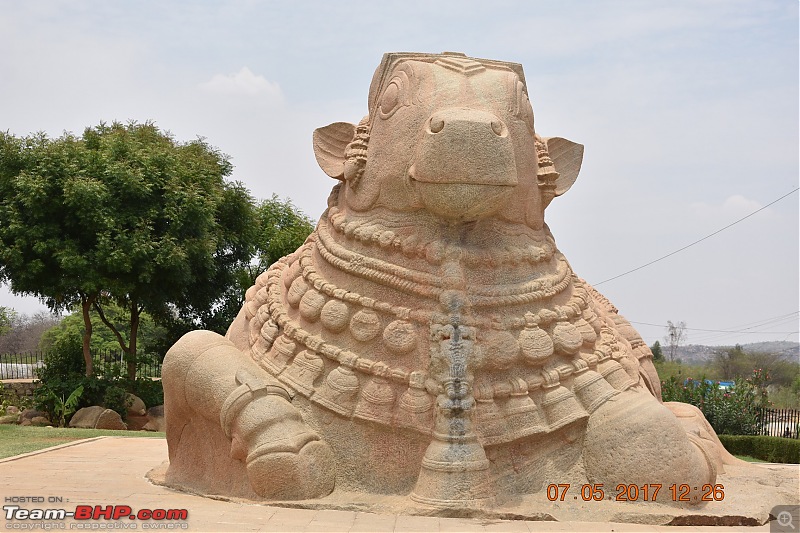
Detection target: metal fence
<box><xmin>760</xmin><ymin>408</ymin><xmax>800</xmax><ymax>439</ymax></box>
<box><xmin>0</xmin><ymin>350</ymin><xmax>162</xmax><ymax>380</ymax></box>
<box><xmin>0</xmin><ymin>352</ymin><xmax>43</xmax><ymax>379</ymax></box>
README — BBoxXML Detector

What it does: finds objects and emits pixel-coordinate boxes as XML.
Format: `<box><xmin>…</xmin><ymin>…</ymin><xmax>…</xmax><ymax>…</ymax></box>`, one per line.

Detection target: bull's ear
<box><xmin>313</xmin><ymin>122</ymin><xmax>356</xmax><ymax>180</ymax></box>
<box><xmin>544</xmin><ymin>137</ymin><xmax>584</xmax><ymax>196</ymax></box>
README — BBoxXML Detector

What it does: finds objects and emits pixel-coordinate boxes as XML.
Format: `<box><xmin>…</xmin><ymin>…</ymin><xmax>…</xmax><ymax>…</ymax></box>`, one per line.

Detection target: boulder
<box><xmin>5</xmin><ymin>405</ymin><xmax>20</xmax><ymax>414</ymax></box>
<box><xmin>126</xmin><ymin>394</ymin><xmax>146</xmax><ymax>417</ymax></box>
<box><xmin>96</xmin><ymin>408</ymin><xmax>126</xmax><ymax>430</ymax></box>
<box><xmin>30</xmin><ymin>416</ymin><xmax>52</xmax><ymax>426</ymax></box>
<box><xmin>20</xmin><ymin>408</ymin><xmax>47</xmax><ymax>421</ymax></box>
<box><xmin>69</xmin><ymin>406</ymin><xmax>106</xmax><ymax>428</ymax></box>
<box><xmin>126</xmin><ymin>414</ymin><xmax>149</xmax><ymax>431</ymax></box>
<box><xmin>0</xmin><ymin>413</ymin><xmax>20</xmax><ymax>424</ymax></box>
<box><xmin>69</xmin><ymin>406</ymin><xmax>126</xmax><ymax>430</ymax></box>
<box><xmin>142</xmin><ymin>405</ymin><xmax>165</xmax><ymax>432</ymax></box>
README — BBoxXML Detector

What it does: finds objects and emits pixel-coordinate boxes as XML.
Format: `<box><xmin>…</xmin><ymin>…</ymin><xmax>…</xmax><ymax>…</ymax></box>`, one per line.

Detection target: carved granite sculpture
<box><xmin>161</xmin><ymin>53</ymin><xmax>764</xmax><ymax>514</ymax></box>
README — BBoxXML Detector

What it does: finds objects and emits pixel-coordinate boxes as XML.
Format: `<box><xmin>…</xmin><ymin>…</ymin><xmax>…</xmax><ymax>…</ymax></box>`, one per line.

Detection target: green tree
<box><xmin>650</xmin><ymin>340</ymin><xmax>664</xmax><ymax>362</ymax></box>
<box><xmin>0</xmin><ymin>122</ymin><xmax>255</xmax><ymax>380</ymax></box>
<box><xmin>158</xmin><ymin>195</ymin><xmax>314</xmax><ymax>346</ymax></box>
<box><xmin>714</xmin><ymin>344</ymin><xmax>748</xmax><ymax>381</ymax></box>
<box><xmin>0</xmin><ymin>306</ymin><xmax>15</xmax><ymax>337</ymax></box>
<box><xmin>245</xmin><ymin>196</ymin><xmax>314</xmax><ymax>287</ymax></box>
<box><xmin>40</xmin><ymin>302</ymin><xmax>166</xmax><ymax>361</ymax></box>
<box><xmin>0</xmin><ymin>130</ymin><xmax>104</xmax><ymax>373</ymax></box>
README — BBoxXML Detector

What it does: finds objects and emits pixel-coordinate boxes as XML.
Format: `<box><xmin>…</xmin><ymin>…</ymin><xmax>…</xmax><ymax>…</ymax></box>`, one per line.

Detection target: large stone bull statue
<box><xmin>162</xmin><ymin>52</ymin><xmax>737</xmax><ymax>508</ymax></box>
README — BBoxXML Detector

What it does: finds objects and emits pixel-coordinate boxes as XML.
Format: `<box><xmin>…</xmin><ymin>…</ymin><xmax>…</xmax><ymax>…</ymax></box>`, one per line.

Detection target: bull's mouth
<box><xmin>407</xmin><ymin>165</ymin><xmax>516</xmax><ymax>222</ymax></box>
<box><xmin>408</xmin><ymin>165</ymin><xmax>518</xmax><ymax>187</ymax></box>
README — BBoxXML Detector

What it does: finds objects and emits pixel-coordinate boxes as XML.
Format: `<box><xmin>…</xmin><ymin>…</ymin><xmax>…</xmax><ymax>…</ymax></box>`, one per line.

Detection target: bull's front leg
<box><xmin>582</xmin><ymin>389</ymin><xmax>719</xmax><ymax>505</ymax></box>
<box><xmin>162</xmin><ymin>330</ymin><xmax>336</xmax><ymax>500</ymax></box>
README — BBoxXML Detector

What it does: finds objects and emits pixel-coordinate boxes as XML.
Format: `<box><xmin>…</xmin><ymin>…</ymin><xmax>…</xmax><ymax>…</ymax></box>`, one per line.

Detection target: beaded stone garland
<box><xmin>242</xmin><ymin>212</ymin><xmax>643</xmax><ymax>444</ymax></box>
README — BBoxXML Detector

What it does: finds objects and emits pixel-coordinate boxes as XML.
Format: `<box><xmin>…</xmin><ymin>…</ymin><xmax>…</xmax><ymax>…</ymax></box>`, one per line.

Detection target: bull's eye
<box><xmin>491</xmin><ymin>120</ymin><xmax>503</xmax><ymax>136</ymax></box>
<box><xmin>430</xmin><ymin>117</ymin><xmax>445</xmax><ymax>133</ymax></box>
<box><xmin>380</xmin><ymin>82</ymin><xmax>400</xmax><ymax>116</ymax></box>
<box><xmin>378</xmin><ymin>71</ymin><xmax>411</xmax><ymax>119</ymax></box>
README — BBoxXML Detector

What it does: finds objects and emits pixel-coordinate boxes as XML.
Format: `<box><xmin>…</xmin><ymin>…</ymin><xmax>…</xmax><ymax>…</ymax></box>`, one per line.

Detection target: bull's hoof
<box><xmin>664</xmin><ymin>401</ymin><xmax>742</xmax><ymax>469</ymax></box>
<box><xmin>246</xmin><ymin>439</ymin><xmax>336</xmax><ymax>500</ymax></box>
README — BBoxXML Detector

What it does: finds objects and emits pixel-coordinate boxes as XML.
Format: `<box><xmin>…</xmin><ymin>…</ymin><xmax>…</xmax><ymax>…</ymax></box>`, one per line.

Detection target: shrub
<box><xmin>33</xmin><ymin>336</ymin><xmax>162</xmax><ymax>423</ymax></box>
<box><xmin>130</xmin><ymin>379</ymin><xmax>163</xmax><ymax>409</ymax></box>
<box><xmin>45</xmin><ymin>384</ymin><xmax>85</xmax><ymax>427</ymax></box>
<box><xmin>102</xmin><ymin>385</ymin><xmax>132</xmax><ymax>420</ymax></box>
<box><xmin>36</xmin><ymin>331</ymin><xmax>85</xmax><ymax>383</ymax></box>
<box><xmin>661</xmin><ymin>369</ymin><xmax>770</xmax><ymax>436</ymax></box>
<box><xmin>719</xmin><ymin>435</ymin><xmax>800</xmax><ymax>464</ymax></box>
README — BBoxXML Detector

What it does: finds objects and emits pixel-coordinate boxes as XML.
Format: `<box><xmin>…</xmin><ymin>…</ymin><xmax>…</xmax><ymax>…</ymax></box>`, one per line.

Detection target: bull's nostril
<box><xmin>430</xmin><ymin>118</ymin><xmax>445</xmax><ymax>133</ymax></box>
<box><xmin>491</xmin><ymin>121</ymin><xmax>503</xmax><ymax>136</ymax></box>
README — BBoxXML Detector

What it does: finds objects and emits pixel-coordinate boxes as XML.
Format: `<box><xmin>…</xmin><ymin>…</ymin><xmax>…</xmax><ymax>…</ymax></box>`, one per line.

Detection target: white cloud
<box><xmin>719</xmin><ymin>194</ymin><xmax>764</xmax><ymax>213</ymax></box>
<box><xmin>199</xmin><ymin>67</ymin><xmax>284</xmax><ymax>101</ymax></box>
<box><xmin>691</xmin><ymin>194</ymin><xmax>769</xmax><ymax>217</ymax></box>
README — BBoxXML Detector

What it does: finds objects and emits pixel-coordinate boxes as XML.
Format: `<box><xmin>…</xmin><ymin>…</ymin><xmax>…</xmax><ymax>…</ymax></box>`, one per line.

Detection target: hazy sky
<box><xmin>1</xmin><ymin>1</ymin><xmax>797</xmax><ymax>347</ymax></box>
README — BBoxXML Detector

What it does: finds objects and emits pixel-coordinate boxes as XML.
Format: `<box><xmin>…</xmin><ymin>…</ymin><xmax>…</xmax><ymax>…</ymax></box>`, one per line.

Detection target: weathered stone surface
<box><xmin>142</xmin><ymin>405</ymin><xmax>165</xmax><ymax>432</ymax></box>
<box><xmin>3</xmin><ymin>382</ymin><xmax>39</xmax><ymax>403</ymax></box>
<box><xmin>0</xmin><ymin>413</ymin><xmax>20</xmax><ymax>424</ymax></box>
<box><xmin>158</xmin><ymin>52</ymin><xmax>799</xmax><ymax>521</ymax></box>
<box><xmin>30</xmin><ymin>416</ymin><xmax>51</xmax><ymax>426</ymax></box>
<box><xmin>126</xmin><ymin>394</ymin><xmax>146</xmax><ymax>417</ymax></box>
<box><xmin>69</xmin><ymin>406</ymin><xmax>107</xmax><ymax>429</ymax></box>
<box><xmin>70</xmin><ymin>406</ymin><xmax>126</xmax><ymax>430</ymax></box>
<box><xmin>20</xmin><ymin>408</ymin><xmax>46</xmax><ymax>421</ymax></box>
<box><xmin>5</xmin><ymin>405</ymin><xmax>20</xmax><ymax>415</ymax></box>
<box><xmin>126</xmin><ymin>414</ymin><xmax>149</xmax><ymax>431</ymax></box>
<box><xmin>95</xmin><ymin>409</ymin><xmax>126</xmax><ymax>430</ymax></box>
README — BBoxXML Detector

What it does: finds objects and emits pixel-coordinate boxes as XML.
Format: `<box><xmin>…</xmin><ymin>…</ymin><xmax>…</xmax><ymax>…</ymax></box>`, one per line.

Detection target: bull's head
<box><xmin>313</xmin><ymin>52</ymin><xmax>583</xmax><ymax>229</ymax></box>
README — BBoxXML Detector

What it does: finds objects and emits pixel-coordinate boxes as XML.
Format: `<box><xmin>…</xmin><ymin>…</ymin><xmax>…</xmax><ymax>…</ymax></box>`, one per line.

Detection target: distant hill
<box><xmin>659</xmin><ymin>341</ymin><xmax>799</xmax><ymax>365</ymax></box>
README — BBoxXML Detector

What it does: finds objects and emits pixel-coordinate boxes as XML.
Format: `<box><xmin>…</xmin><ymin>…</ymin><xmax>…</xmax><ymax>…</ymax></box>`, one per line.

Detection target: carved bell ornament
<box><xmin>281</xmin><ymin>350</ymin><xmax>325</xmax><ymax>396</ymax></box>
<box><xmin>519</xmin><ymin>324</ymin><xmax>554</xmax><ymax>364</ymax></box>
<box><xmin>314</xmin><ymin>364</ymin><xmax>361</xmax><ymax>416</ymax></box>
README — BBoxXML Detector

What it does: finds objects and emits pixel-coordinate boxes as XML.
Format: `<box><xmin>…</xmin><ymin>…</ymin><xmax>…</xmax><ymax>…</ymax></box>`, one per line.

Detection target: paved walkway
<box><xmin>0</xmin><ymin>437</ymin><xmax>781</xmax><ymax>532</ymax></box>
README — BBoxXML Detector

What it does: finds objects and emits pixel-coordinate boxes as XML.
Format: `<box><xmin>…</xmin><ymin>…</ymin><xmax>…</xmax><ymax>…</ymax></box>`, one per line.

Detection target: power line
<box><xmin>629</xmin><ymin>320</ymin><xmax>798</xmax><ymax>335</ymax></box>
<box><xmin>593</xmin><ymin>187</ymin><xmax>799</xmax><ymax>286</ymax></box>
<box><xmin>689</xmin><ymin>312</ymin><xmax>799</xmax><ymax>344</ymax></box>
<box><xmin>629</xmin><ymin>311</ymin><xmax>800</xmax><ymax>335</ymax></box>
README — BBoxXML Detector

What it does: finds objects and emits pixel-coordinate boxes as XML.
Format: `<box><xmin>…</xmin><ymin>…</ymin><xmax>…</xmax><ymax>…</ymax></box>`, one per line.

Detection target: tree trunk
<box><xmin>126</xmin><ymin>303</ymin><xmax>140</xmax><ymax>382</ymax></box>
<box><xmin>81</xmin><ymin>297</ymin><xmax>94</xmax><ymax>376</ymax></box>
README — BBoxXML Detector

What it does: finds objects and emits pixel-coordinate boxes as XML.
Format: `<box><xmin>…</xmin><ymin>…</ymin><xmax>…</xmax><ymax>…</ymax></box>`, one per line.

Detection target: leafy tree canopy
<box><xmin>159</xmin><ymin>195</ymin><xmax>314</xmax><ymax>347</ymax></box>
<box><xmin>650</xmin><ymin>340</ymin><xmax>664</xmax><ymax>362</ymax></box>
<box><xmin>0</xmin><ymin>306</ymin><xmax>15</xmax><ymax>337</ymax></box>
<box><xmin>0</xmin><ymin>121</ymin><xmax>254</xmax><ymax>378</ymax></box>
<box><xmin>40</xmin><ymin>301</ymin><xmax>166</xmax><ymax>360</ymax></box>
